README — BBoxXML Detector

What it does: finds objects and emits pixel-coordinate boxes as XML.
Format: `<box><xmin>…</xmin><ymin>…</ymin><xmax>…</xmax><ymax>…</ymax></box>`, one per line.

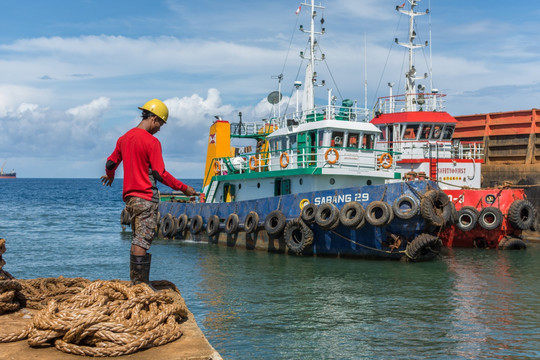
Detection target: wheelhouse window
<box><xmin>432</xmin><ymin>125</ymin><xmax>442</xmax><ymax>140</ymax></box>
<box><xmin>318</xmin><ymin>130</ymin><xmax>325</xmax><ymax>146</ymax></box>
<box><xmin>442</xmin><ymin>125</ymin><xmax>455</xmax><ymax>140</ymax></box>
<box><xmin>362</xmin><ymin>134</ymin><xmax>374</xmax><ymax>149</ymax></box>
<box><xmin>331</xmin><ymin>131</ymin><xmax>344</xmax><ymax>147</ymax></box>
<box><xmin>289</xmin><ymin>134</ymin><xmax>297</xmax><ymax>150</ymax></box>
<box><xmin>402</xmin><ymin>125</ymin><xmax>419</xmax><ymax>140</ymax></box>
<box><xmin>378</xmin><ymin>126</ymin><xmax>387</xmax><ymax>141</ymax></box>
<box><xmin>347</xmin><ymin>133</ymin><xmax>360</xmax><ymax>148</ymax></box>
<box><xmin>420</xmin><ymin>124</ymin><xmax>432</xmax><ymax>140</ymax></box>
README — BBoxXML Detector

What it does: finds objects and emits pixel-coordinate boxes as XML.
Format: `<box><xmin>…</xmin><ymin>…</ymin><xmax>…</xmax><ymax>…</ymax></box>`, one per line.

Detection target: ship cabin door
<box><xmin>274</xmin><ymin>178</ymin><xmax>291</xmax><ymax>196</ymax></box>
<box><xmin>297</xmin><ymin>131</ymin><xmax>317</xmax><ymax>167</ymax></box>
<box><xmin>223</xmin><ymin>183</ymin><xmax>235</xmax><ymax>202</ymax></box>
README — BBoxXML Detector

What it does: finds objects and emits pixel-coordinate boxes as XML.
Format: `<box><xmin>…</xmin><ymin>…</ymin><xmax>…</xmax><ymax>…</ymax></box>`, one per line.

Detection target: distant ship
<box><xmin>0</xmin><ymin>162</ymin><xmax>16</xmax><ymax>179</ymax></box>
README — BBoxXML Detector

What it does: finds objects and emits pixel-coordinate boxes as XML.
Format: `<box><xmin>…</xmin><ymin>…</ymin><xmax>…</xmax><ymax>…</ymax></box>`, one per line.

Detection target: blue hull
<box><xmin>158</xmin><ymin>180</ymin><xmax>438</xmax><ymax>260</ymax></box>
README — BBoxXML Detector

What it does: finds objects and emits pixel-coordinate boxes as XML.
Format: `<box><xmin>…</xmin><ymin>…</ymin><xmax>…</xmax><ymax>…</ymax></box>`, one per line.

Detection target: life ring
<box><xmin>244</xmin><ymin>211</ymin><xmax>259</xmax><ymax>234</ymax></box>
<box><xmin>284</xmin><ymin>218</ymin><xmax>314</xmax><ymax>255</ymax></box>
<box><xmin>324</xmin><ymin>148</ymin><xmax>339</xmax><ymax>165</ymax></box>
<box><xmin>478</xmin><ymin>206</ymin><xmax>503</xmax><ymax>230</ymax></box>
<box><xmin>339</xmin><ymin>202</ymin><xmax>365</xmax><ymax>228</ymax></box>
<box><xmin>214</xmin><ymin>161</ymin><xmax>221</xmax><ymax>175</ymax></box>
<box><xmin>456</xmin><ymin>206</ymin><xmax>479</xmax><ymax>231</ymax></box>
<box><xmin>508</xmin><ymin>199</ymin><xmax>536</xmax><ymax>230</ymax></box>
<box><xmin>225</xmin><ymin>213</ymin><xmax>239</xmax><ymax>234</ymax></box>
<box><xmin>420</xmin><ymin>190</ymin><xmax>451</xmax><ymax>227</ymax></box>
<box><xmin>249</xmin><ymin>156</ymin><xmax>259</xmax><ymax>171</ymax></box>
<box><xmin>280</xmin><ymin>152</ymin><xmax>290</xmax><ymax>168</ymax></box>
<box><xmin>365</xmin><ymin>201</ymin><xmax>392</xmax><ymax>227</ymax></box>
<box><xmin>392</xmin><ymin>195</ymin><xmax>419</xmax><ymax>220</ymax></box>
<box><xmin>160</xmin><ymin>214</ymin><xmax>177</xmax><ymax>238</ymax></box>
<box><xmin>315</xmin><ymin>203</ymin><xmax>340</xmax><ymax>229</ymax></box>
<box><xmin>206</xmin><ymin>215</ymin><xmax>220</xmax><ymax>236</ymax></box>
<box><xmin>498</xmin><ymin>236</ymin><xmax>527</xmax><ymax>250</ymax></box>
<box><xmin>177</xmin><ymin>214</ymin><xmax>188</xmax><ymax>233</ymax></box>
<box><xmin>264</xmin><ymin>210</ymin><xmax>287</xmax><ymax>236</ymax></box>
<box><xmin>378</xmin><ymin>153</ymin><xmax>393</xmax><ymax>169</ymax></box>
<box><xmin>189</xmin><ymin>215</ymin><xmax>204</xmax><ymax>234</ymax></box>
<box><xmin>300</xmin><ymin>203</ymin><xmax>318</xmax><ymax>224</ymax></box>
<box><xmin>404</xmin><ymin>233</ymin><xmax>441</xmax><ymax>262</ymax></box>
<box><xmin>299</xmin><ymin>199</ymin><xmax>310</xmax><ymax>209</ymax></box>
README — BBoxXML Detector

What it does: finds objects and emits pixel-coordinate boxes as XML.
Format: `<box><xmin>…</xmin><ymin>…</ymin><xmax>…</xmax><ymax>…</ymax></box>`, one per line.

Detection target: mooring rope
<box><xmin>0</xmin><ymin>239</ymin><xmax>188</xmax><ymax>357</ymax></box>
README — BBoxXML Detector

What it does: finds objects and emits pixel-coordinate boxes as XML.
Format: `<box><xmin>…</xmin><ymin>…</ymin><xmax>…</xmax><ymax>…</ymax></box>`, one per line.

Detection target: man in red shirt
<box><xmin>101</xmin><ymin>98</ymin><xmax>197</xmax><ymax>288</ymax></box>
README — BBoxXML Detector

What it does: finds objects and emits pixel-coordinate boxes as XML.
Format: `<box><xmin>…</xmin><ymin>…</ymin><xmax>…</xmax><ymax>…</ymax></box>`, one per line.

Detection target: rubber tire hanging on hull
<box><xmin>315</xmin><ymin>203</ymin><xmax>340</xmax><ymax>229</ymax></box>
<box><xmin>339</xmin><ymin>202</ymin><xmax>365</xmax><ymax>228</ymax></box>
<box><xmin>244</xmin><ymin>211</ymin><xmax>259</xmax><ymax>234</ymax></box>
<box><xmin>508</xmin><ymin>200</ymin><xmax>537</xmax><ymax>230</ymax></box>
<box><xmin>405</xmin><ymin>233</ymin><xmax>441</xmax><ymax>262</ymax></box>
<box><xmin>206</xmin><ymin>215</ymin><xmax>220</xmax><ymax>236</ymax></box>
<box><xmin>478</xmin><ymin>206</ymin><xmax>503</xmax><ymax>230</ymax></box>
<box><xmin>264</xmin><ymin>210</ymin><xmax>286</xmax><ymax>236</ymax></box>
<box><xmin>160</xmin><ymin>214</ymin><xmax>177</xmax><ymax>238</ymax></box>
<box><xmin>190</xmin><ymin>215</ymin><xmax>204</xmax><ymax>234</ymax></box>
<box><xmin>284</xmin><ymin>218</ymin><xmax>314</xmax><ymax>255</ymax></box>
<box><xmin>177</xmin><ymin>214</ymin><xmax>188</xmax><ymax>233</ymax></box>
<box><xmin>392</xmin><ymin>195</ymin><xmax>419</xmax><ymax>220</ymax></box>
<box><xmin>225</xmin><ymin>214</ymin><xmax>239</xmax><ymax>234</ymax></box>
<box><xmin>365</xmin><ymin>201</ymin><xmax>392</xmax><ymax>227</ymax></box>
<box><xmin>300</xmin><ymin>204</ymin><xmax>318</xmax><ymax>224</ymax></box>
<box><xmin>420</xmin><ymin>190</ymin><xmax>451</xmax><ymax>227</ymax></box>
<box><xmin>498</xmin><ymin>236</ymin><xmax>527</xmax><ymax>250</ymax></box>
<box><xmin>456</xmin><ymin>206</ymin><xmax>479</xmax><ymax>232</ymax></box>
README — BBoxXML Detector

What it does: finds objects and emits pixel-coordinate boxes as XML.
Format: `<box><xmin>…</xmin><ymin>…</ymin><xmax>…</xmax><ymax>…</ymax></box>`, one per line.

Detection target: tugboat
<box><xmin>154</xmin><ymin>0</ymin><xmax>454</xmax><ymax>261</ymax></box>
<box><xmin>0</xmin><ymin>162</ymin><xmax>16</xmax><ymax>179</ymax></box>
<box><xmin>370</xmin><ymin>0</ymin><xmax>535</xmax><ymax>249</ymax></box>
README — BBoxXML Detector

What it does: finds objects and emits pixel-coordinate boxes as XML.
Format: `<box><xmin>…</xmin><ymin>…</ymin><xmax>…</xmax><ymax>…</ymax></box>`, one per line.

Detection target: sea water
<box><xmin>1</xmin><ymin>178</ymin><xmax>539</xmax><ymax>359</ymax></box>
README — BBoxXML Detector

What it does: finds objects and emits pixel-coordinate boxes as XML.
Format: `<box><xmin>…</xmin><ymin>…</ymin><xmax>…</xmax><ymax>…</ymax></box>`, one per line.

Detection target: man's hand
<box><xmin>184</xmin><ymin>185</ymin><xmax>199</xmax><ymax>196</ymax></box>
<box><xmin>101</xmin><ymin>175</ymin><xmax>114</xmax><ymax>186</ymax></box>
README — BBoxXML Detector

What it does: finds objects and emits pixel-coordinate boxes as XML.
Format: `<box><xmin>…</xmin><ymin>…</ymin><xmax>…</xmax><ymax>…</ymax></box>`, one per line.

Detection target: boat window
<box><xmin>280</xmin><ymin>137</ymin><xmax>287</xmax><ymax>151</ymax></box>
<box><xmin>431</xmin><ymin>125</ymin><xmax>442</xmax><ymax>140</ymax></box>
<box><xmin>347</xmin><ymin>133</ymin><xmax>359</xmax><ymax>148</ymax></box>
<box><xmin>362</xmin><ymin>134</ymin><xmax>374</xmax><ymax>149</ymax></box>
<box><xmin>318</xmin><ymin>130</ymin><xmax>325</xmax><ymax>146</ymax></box>
<box><xmin>379</xmin><ymin>126</ymin><xmax>387</xmax><ymax>141</ymax></box>
<box><xmin>269</xmin><ymin>139</ymin><xmax>278</xmax><ymax>152</ymax></box>
<box><xmin>331</xmin><ymin>131</ymin><xmax>344</xmax><ymax>147</ymax></box>
<box><xmin>289</xmin><ymin>134</ymin><xmax>297</xmax><ymax>149</ymax></box>
<box><xmin>420</xmin><ymin>125</ymin><xmax>432</xmax><ymax>140</ymax></box>
<box><xmin>402</xmin><ymin>125</ymin><xmax>419</xmax><ymax>140</ymax></box>
<box><xmin>442</xmin><ymin>125</ymin><xmax>454</xmax><ymax>140</ymax></box>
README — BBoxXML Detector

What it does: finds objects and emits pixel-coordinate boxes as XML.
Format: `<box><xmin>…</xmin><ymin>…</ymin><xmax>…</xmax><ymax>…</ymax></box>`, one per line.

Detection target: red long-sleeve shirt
<box><xmin>106</xmin><ymin>127</ymin><xmax>187</xmax><ymax>202</ymax></box>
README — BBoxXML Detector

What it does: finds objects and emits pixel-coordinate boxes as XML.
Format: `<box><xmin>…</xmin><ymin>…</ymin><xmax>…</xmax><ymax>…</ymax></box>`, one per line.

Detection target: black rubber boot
<box><xmin>130</xmin><ymin>253</ymin><xmax>156</xmax><ymax>290</ymax></box>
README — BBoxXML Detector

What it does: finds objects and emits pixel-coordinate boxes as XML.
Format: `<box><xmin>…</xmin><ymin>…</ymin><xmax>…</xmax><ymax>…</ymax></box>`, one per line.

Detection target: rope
<box><xmin>0</xmin><ymin>279</ymin><xmax>188</xmax><ymax>357</ymax></box>
<box><xmin>0</xmin><ymin>239</ymin><xmax>188</xmax><ymax>357</ymax></box>
<box><xmin>329</xmin><ymin>229</ymin><xmax>405</xmax><ymax>255</ymax></box>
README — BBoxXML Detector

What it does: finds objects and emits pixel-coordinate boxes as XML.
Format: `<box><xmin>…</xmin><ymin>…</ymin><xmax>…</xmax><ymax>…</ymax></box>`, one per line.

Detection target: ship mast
<box><xmin>299</xmin><ymin>0</ymin><xmax>325</xmax><ymax>122</ymax></box>
<box><xmin>395</xmin><ymin>0</ymin><xmax>429</xmax><ymax>111</ymax></box>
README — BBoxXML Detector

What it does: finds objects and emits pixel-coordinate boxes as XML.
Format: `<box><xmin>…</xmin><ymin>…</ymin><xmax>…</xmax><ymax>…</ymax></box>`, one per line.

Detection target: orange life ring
<box><xmin>280</xmin><ymin>152</ymin><xmax>290</xmax><ymax>168</ymax></box>
<box><xmin>249</xmin><ymin>156</ymin><xmax>259</xmax><ymax>171</ymax></box>
<box><xmin>378</xmin><ymin>152</ymin><xmax>393</xmax><ymax>169</ymax></box>
<box><xmin>325</xmin><ymin>148</ymin><xmax>339</xmax><ymax>164</ymax></box>
<box><xmin>214</xmin><ymin>161</ymin><xmax>221</xmax><ymax>174</ymax></box>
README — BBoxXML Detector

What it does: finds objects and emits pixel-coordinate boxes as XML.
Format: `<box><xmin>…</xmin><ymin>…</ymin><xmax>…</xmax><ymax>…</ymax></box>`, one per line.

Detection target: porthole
<box><xmin>367</xmin><ymin>179</ymin><xmax>372</xmax><ymax>185</ymax></box>
<box><xmin>257</xmin><ymin>183</ymin><xmax>261</xmax><ymax>188</ymax></box>
<box><xmin>238</xmin><ymin>183</ymin><xmax>242</xmax><ymax>189</ymax></box>
<box><xmin>299</xmin><ymin>178</ymin><xmax>303</xmax><ymax>185</ymax></box>
<box><xmin>329</xmin><ymin>178</ymin><xmax>335</xmax><ymax>185</ymax></box>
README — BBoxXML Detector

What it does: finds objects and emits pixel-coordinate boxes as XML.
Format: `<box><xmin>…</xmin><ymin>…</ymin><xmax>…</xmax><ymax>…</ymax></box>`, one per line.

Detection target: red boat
<box><xmin>370</xmin><ymin>0</ymin><xmax>535</xmax><ymax>249</ymax></box>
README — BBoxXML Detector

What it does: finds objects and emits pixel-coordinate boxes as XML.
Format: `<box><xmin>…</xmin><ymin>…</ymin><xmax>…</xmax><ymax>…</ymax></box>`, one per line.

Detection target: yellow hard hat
<box><xmin>138</xmin><ymin>98</ymin><xmax>169</xmax><ymax>123</ymax></box>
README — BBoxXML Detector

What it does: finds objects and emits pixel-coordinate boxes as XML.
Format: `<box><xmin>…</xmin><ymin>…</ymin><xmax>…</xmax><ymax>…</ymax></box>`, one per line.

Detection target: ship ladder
<box><xmin>205</xmin><ymin>180</ymin><xmax>219</xmax><ymax>203</ymax></box>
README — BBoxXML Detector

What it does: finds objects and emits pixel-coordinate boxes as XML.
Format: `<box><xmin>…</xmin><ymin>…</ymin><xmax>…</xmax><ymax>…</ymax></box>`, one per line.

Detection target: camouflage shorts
<box><xmin>125</xmin><ymin>197</ymin><xmax>159</xmax><ymax>250</ymax></box>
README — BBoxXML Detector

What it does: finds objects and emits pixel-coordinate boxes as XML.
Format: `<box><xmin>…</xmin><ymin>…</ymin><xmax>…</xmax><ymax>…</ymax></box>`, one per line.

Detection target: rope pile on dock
<box><xmin>0</xmin><ymin>238</ymin><xmax>189</xmax><ymax>357</ymax></box>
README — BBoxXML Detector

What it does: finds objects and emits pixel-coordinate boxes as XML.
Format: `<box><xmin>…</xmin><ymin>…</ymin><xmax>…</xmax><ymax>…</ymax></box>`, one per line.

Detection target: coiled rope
<box><xmin>0</xmin><ymin>239</ymin><xmax>188</xmax><ymax>357</ymax></box>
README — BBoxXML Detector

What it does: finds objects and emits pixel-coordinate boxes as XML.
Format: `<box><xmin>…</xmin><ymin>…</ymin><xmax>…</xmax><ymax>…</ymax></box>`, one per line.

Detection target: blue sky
<box><xmin>0</xmin><ymin>0</ymin><xmax>539</xmax><ymax>178</ymax></box>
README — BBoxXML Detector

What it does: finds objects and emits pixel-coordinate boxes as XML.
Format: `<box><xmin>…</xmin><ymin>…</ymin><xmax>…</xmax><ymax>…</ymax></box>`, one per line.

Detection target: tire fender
<box><xmin>264</xmin><ymin>210</ymin><xmax>287</xmax><ymax>236</ymax></box>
